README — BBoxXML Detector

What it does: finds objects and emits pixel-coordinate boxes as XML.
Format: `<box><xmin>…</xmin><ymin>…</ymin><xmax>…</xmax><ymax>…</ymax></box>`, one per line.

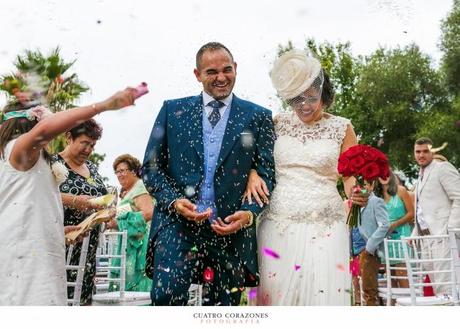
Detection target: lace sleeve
<box><xmin>333</xmin><ymin>116</ymin><xmax>352</xmax><ymax>145</ymax></box>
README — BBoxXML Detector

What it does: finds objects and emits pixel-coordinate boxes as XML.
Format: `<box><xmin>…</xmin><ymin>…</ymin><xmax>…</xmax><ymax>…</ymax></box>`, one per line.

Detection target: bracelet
<box><xmin>91</xmin><ymin>103</ymin><xmax>100</xmax><ymax>115</ymax></box>
<box><xmin>243</xmin><ymin>211</ymin><xmax>254</xmax><ymax>228</ymax></box>
<box><xmin>71</xmin><ymin>195</ymin><xmax>78</xmax><ymax>208</ymax></box>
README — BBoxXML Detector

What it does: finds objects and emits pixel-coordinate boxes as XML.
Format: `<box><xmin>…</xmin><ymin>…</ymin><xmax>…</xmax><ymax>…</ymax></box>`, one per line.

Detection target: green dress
<box><xmin>385</xmin><ymin>195</ymin><xmax>412</xmax><ymax>261</ymax></box>
<box><xmin>109</xmin><ymin>180</ymin><xmax>153</xmax><ymax>292</ymax></box>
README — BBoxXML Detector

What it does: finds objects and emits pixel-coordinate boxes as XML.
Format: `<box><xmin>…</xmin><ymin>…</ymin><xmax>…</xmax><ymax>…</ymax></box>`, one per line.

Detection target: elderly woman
<box><xmin>107</xmin><ymin>154</ymin><xmax>154</xmax><ymax>292</ymax></box>
<box><xmin>0</xmin><ymin>88</ymin><xmax>136</xmax><ymax>305</ymax></box>
<box><xmin>53</xmin><ymin>119</ymin><xmax>111</xmax><ymax>305</ymax></box>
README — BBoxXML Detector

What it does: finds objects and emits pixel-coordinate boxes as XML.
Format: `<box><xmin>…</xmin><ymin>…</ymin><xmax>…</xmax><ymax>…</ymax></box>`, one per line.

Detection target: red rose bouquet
<box><xmin>337</xmin><ymin>144</ymin><xmax>390</xmax><ymax>227</ymax></box>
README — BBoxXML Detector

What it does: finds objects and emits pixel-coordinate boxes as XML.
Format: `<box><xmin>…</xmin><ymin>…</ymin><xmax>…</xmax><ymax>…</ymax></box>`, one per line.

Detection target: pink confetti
<box><xmin>347</xmin><ymin>199</ymin><xmax>353</xmax><ymax>208</ymax></box>
<box><xmin>294</xmin><ymin>265</ymin><xmax>301</xmax><ymax>271</ymax></box>
<box><xmin>248</xmin><ymin>288</ymin><xmax>257</xmax><ymax>300</ymax></box>
<box><xmin>263</xmin><ymin>247</ymin><xmax>280</xmax><ymax>259</ymax></box>
<box><xmin>336</xmin><ymin>263</ymin><xmax>345</xmax><ymax>272</ymax></box>
<box><xmin>203</xmin><ymin>267</ymin><xmax>214</xmax><ymax>282</ymax></box>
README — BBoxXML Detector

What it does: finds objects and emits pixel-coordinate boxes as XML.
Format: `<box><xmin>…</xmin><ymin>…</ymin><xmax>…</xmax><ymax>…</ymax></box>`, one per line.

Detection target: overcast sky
<box><xmin>0</xmin><ymin>0</ymin><xmax>453</xmax><ymax>185</ymax></box>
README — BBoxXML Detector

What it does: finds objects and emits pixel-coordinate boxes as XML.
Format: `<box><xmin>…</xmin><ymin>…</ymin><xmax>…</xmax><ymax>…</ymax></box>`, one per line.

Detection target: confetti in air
<box><xmin>203</xmin><ymin>267</ymin><xmax>214</xmax><ymax>283</ymax></box>
<box><xmin>294</xmin><ymin>265</ymin><xmax>301</xmax><ymax>271</ymax></box>
<box><xmin>336</xmin><ymin>263</ymin><xmax>345</xmax><ymax>272</ymax></box>
<box><xmin>263</xmin><ymin>247</ymin><xmax>280</xmax><ymax>259</ymax></box>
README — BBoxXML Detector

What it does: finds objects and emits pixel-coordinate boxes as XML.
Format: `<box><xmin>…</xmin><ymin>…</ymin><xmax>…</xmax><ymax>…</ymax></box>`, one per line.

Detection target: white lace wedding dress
<box><xmin>256</xmin><ymin>111</ymin><xmax>351</xmax><ymax>306</ymax></box>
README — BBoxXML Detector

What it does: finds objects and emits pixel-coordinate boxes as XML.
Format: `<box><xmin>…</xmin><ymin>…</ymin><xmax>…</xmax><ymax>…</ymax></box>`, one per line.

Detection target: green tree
<box><xmin>0</xmin><ymin>47</ymin><xmax>106</xmax><ymax>167</ymax></box>
<box><xmin>440</xmin><ymin>0</ymin><xmax>460</xmax><ymax>94</ymax></box>
<box><xmin>353</xmin><ymin>45</ymin><xmax>449</xmax><ymax>175</ymax></box>
<box><xmin>434</xmin><ymin>0</ymin><xmax>460</xmax><ymax>166</ymax></box>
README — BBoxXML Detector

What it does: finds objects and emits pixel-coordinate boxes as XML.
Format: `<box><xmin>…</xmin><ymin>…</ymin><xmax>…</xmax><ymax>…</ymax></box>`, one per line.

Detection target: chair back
<box><xmin>66</xmin><ymin>232</ymin><xmax>91</xmax><ymax>306</ymax></box>
<box><xmin>401</xmin><ymin>235</ymin><xmax>459</xmax><ymax>305</ymax></box>
<box><xmin>95</xmin><ymin>230</ymin><xmax>127</xmax><ymax>298</ymax></box>
<box><xmin>187</xmin><ymin>284</ymin><xmax>203</xmax><ymax>306</ymax></box>
<box><xmin>448</xmin><ymin>228</ymin><xmax>460</xmax><ymax>288</ymax></box>
<box><xmin>381</xmin><ymin>238</ymin><xmax>410</xmax><ymax>305</ymax></box>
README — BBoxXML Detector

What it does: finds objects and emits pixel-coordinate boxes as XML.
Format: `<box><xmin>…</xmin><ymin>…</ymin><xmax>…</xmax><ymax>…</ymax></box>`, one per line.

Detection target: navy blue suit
<box><xmin>142</xmin><ymin>94</ymin><xmax>275</xmax><ymax>305</ymax></box>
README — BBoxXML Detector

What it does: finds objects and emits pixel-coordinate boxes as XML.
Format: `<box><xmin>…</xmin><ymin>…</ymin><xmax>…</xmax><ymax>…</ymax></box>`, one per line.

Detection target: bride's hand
<box><xmin>243</xmin><ymin>169</ymin><xmax>269</xmax><ymax>207</ymax></box>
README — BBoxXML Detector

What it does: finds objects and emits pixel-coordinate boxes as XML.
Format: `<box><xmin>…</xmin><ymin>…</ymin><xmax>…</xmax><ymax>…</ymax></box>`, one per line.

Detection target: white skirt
<box><xmin>255</xmin><ymin>218</ymin><xmax>351</xmax><ymax>306</ymax></box>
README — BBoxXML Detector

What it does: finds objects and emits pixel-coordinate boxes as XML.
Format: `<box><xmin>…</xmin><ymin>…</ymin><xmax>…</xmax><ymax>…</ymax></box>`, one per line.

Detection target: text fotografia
<box><xmin>193</xmin><ymin>312</ymin><xmax>269</xmax><ymax>324</ymax></box>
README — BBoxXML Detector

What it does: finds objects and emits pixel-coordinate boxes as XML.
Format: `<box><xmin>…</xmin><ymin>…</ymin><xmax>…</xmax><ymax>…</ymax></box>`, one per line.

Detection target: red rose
<box><xmin>380</xmin><ymin>165</ymin><xmax>390</xmax><ymax>180</ymax></box>
<box><xmin>360</xmin><ymin>162</ymin><xmax>381</xmax><ymax>181</ymax></box>
<box><xmin>337</xmin><ymin>156</ymin><xmax>352</xmax><ymax>176</ymax></box>
<box><xmin>362</xmin><ymin>148</ymin><xmax>378</xmax><ymax>162</ymax></box>
<box><xmin>343</xmin><ymin>145</ymin><xmax>365</xmax><ymax>159</ymax></box>
<box><xmin>349</xmin><ymin>155</ymin><xmax>366</xmax><ymax>173</ymax></box>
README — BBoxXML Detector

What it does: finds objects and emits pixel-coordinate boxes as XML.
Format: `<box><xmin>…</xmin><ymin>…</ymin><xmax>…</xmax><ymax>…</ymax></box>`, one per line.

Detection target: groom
<box><xmin>142</xmin><ymin>42</ymin><xmax>276</xmax><ymax>305</ymax></box>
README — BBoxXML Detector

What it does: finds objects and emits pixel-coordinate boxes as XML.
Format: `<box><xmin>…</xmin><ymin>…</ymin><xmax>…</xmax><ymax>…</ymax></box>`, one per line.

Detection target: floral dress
<box><xmin>52</xmin><ymin>154</ymin><xmax>107</xmax><ymax>305</ymax></box>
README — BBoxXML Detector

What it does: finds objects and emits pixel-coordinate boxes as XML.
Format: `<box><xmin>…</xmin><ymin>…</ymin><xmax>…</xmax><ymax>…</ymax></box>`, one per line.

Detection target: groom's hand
<box><xmin>173</xmin><ymin>199</ymin><xmax>211</xmax><ymax>223</ymax></box>
<box><xmin>211</xmin><ymin>211</ymin><xmax>252</xmax><ymax>236</ymax></box>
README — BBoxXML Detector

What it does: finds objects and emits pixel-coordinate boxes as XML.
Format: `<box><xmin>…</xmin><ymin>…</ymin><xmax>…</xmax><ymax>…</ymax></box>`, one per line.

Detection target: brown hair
<box><xmin>415</xmin><ymin>137</ymin><xmax>433</xmax><ymax>146</ymax></box>
<box><xmin>113</xmin><ymin>154</ymin><xmax>142</xmax><ymax>178</ymax></box>
<box><xmin>374</xmin><ymin>170</ymin><xmax>398</xmax><ymax>198</ymax></box>
<box><xmin>69</xmin><ymin>119</ymin><xmax>103</xmax><ymax>141</ymax></box>
<box><xmin>321</xmin><ymin>70</ymin><xmax>335</xmax><ymax>109</ymax></box>
<box><xmin>0</xmin><ymin>103</ymin><xmax>42</xmax><ymax>159</ymax></box>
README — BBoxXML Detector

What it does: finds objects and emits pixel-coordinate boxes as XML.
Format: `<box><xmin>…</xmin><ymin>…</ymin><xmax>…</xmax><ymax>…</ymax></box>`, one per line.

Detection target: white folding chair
<box><xmin>187</xmin><ymin>284</ymin><xmax>203</xmax><ymax>306</ymax></box>
<box><xmin>92</xmin><ymin>230</ymin><xmax>151</xmax><ymax>306</ymax></box>
<box><xmin>448</xmin><ymin>228</ymin><xmax>460</xmax><ymax>289</ymax></box>
<box><xmin>66</xmin><ymin>232</ymin><xmax>91</xmax><ymax>306</ymax></box>
<box><xmin>396</xmin><ymin>235</ymin><xmax>459</xmax><ymax>306</ymax></box>
<box><xmin>94</xmin><ymin>230</ymin><xmax>114</xmax><ymax>294</ymax></box>
<box><xmin>378</xmin><ymin>238</ymin><xmax>422</xmax><ymax>305</ymax></box>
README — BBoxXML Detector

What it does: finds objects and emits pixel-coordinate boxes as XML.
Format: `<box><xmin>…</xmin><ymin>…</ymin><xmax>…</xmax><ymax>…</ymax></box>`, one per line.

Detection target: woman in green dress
<box><xmin>107</xmin><ymin>154</ymin><xmax>154</xmax><ymax>292</ymax></box>
<box><xmin>375</xmin><ymin>170</ymin><xmax>414</xmax><ymax>288</ymax></box>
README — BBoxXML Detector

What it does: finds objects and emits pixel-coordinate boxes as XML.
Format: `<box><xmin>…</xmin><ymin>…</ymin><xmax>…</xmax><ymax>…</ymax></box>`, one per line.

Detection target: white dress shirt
<box><xmin>202</xmin><ymin>91</ymin><xmax>232</xmax><ymax>117</ymax></box>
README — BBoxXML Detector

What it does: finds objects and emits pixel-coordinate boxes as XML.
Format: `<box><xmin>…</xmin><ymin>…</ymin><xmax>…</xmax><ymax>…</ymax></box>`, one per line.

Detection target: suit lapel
<box><xmin>215</xmin><ymin>96</ymin><xmax>252</xmax><ymax>170</ymax></box>
<box><xmin>417</xmin><ymin>162</ymin><xmax>435</xmax><ymax>197</ymax></box>
<box><xmin>188</xmin><ymin>95</ymin><xmax>204</xmax><ymax>161</ymax></box>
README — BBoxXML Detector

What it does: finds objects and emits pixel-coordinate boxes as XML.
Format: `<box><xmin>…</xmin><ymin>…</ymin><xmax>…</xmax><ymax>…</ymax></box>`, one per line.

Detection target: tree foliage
<box><xmin>0</xmin><ymin>47</ymin><xmax>106</xmax><ymax>167</ymax></box>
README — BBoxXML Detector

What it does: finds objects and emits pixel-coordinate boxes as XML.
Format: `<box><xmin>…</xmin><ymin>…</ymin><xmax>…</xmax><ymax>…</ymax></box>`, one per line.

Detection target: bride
<box><xmin>247</xmin><ymin>49</ymin><xmax>358</xmax><ymax>305</ymax></box>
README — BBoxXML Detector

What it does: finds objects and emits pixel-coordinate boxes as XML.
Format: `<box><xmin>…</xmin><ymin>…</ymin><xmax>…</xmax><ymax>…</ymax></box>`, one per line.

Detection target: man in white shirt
<box><xmin>412</xmin><ymin>137</ymin><xmax>460</xmax><ymax>294</ymax></box>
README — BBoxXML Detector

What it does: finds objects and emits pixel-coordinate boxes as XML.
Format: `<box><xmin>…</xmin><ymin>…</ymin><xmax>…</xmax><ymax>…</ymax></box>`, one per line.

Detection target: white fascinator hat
<box><xmin>270</xmin><ymin>49</ymin><xmax>322</xmax><ymax>101</ymax></box>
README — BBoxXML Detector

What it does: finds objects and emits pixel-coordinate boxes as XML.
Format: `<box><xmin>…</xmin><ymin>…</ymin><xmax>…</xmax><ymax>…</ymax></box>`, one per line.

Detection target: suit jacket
<box><xmin>142</xmin><ymin>94</ymin><xmax>276</xmax><ymax>286</ymax></box>
<box><xmin>413</xmin><ymin>161</ymin><xmax>460</xmax><ymax>236</ymax></box>
<box><xmin>358</xmin><ymin>193</ymin><xmax>390</xmax><ymax>257</ymax></box>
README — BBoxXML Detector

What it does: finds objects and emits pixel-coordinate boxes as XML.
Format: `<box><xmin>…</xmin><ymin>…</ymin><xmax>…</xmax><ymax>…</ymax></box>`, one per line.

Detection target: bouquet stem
<box><xmin>346</xmin><ymin>203</ymin><xmax>361</xmax><ymax>228</ymax></box>
<box><xmin>347</xmin><ymin>178</ymin><xmax>365</xmax><ymax>228</ymax></box>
